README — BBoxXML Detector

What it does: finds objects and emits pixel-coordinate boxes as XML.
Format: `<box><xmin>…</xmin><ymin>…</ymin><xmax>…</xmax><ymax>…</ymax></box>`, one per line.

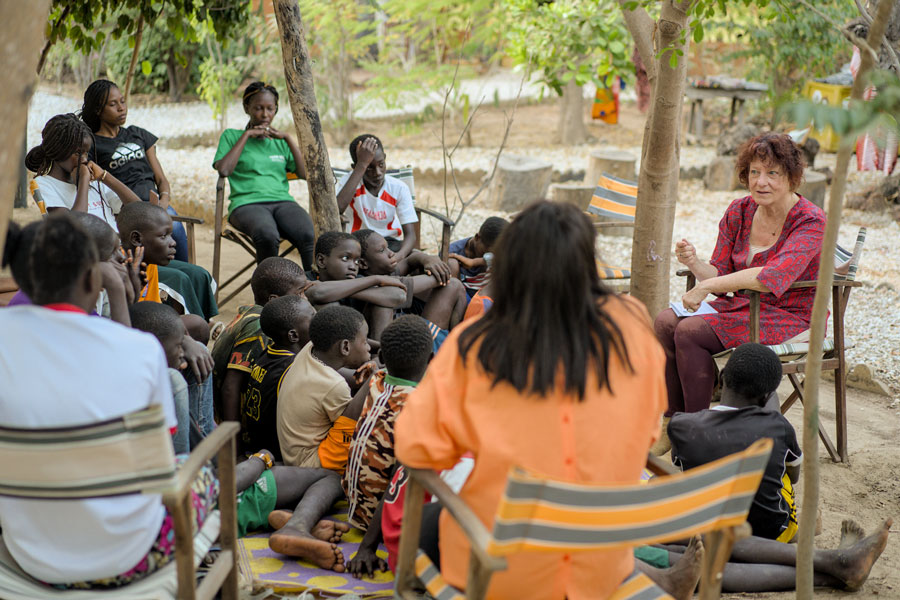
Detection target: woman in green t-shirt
<box><xmin>213</xmin><ymin>82</ymin><xmax>314</xmax><ymax>270</ymax></box>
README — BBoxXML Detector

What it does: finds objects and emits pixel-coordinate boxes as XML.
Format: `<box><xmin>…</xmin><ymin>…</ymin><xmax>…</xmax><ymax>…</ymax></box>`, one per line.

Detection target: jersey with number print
<box><xmin>241</xmin><ymin>345</ymin><xmax>296</xmax><ymax>460</ymax></box>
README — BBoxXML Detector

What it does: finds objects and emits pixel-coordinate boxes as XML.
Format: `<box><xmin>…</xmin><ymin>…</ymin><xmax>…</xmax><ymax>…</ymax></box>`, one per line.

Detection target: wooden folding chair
<box><xmin>332</xmin><ymin>166</ymin><xmax>455</xmax><ymax>260</ymax></box>
<box><xmin>680</xmin><ymin>228</ymin><xmax>867</xmax><ymax>463</ymax></box>
<box><xmin>588</xmin><ymin>172</ymin><xmax>636</xmax><ymax>283</ymax></box>
<box><xmin>29</xmin><ymin>179</ymin><xmax>203</xmax><ymax>264</ymax></box>
<box><xmin>395</xmin><ymin>439</ymin><xmax>773</xmax><ymax>600</ymax></box>
<box><xmin>0</xmin><ymin>405</ymin><xmax>240</xmax><ymax>600</ymax></box>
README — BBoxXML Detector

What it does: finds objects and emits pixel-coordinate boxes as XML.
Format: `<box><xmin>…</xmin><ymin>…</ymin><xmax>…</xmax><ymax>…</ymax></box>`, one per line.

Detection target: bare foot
<box><xmin>831</xmin><ymin>518</ymin><xmax>891</xmax><ymax>591</ymax></box>
<box><xmin>269</xmin><ymin>526</ymin><xmax>346</xmax><ymax>572</ymax></box>
<box><xmin>667</xmin><ymin>537</ymin><xmax>704</xmax><ymax>600</ymax></box>
<box><xmin>268</xmin><ymin>509</ymin><xmax>293</xmax><ymax>530</ymax></box>
<box><xmin>311</xmin><ymin>519</ymin><xmax>350</xmax><ymax>543</ymax></box>
<box><xmin>267</xmin><ymin>511</ymin><xmax>350</xmax><ymax>543</ymax></box>
<box><xmin>838</xmin><ymin>519</ymin><xmax>866</xmax><ymax>549</ymax></box>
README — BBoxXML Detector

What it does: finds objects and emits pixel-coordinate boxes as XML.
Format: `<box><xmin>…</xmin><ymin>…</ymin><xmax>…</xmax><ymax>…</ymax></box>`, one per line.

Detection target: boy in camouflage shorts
<box><xmin>341</xmin><ymin>315</ymin><xmax>433</xmax><ymax>577</ymax></box>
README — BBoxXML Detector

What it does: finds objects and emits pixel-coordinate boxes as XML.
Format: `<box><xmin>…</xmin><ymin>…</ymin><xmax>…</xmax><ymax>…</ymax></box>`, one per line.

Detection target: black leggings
<box><xmin>228</xmin><ymin>201</ymin><xmax>315</xmax><ymax>270</ymax></box>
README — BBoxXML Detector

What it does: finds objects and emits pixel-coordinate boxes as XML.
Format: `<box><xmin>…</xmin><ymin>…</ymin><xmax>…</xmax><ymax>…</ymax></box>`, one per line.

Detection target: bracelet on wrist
<box><xmin>100</xmin><ymin>170</ymin><xmax>108</xmax><ymax>182</ymax></box>
<box><xmin>251</xmin><ymin>452</ymin><xmax>273</xmax><ymax>470</ymax></box>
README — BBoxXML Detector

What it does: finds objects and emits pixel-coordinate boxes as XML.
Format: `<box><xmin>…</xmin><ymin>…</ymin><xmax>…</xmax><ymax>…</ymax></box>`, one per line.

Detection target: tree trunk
<box><xmin>623</xmin><ymin>0</ymin><xmax>693</xmax><ymax>318</ymax></box>
<box><xmin>123</xmin><ymin>15</ymin><xmax>145</xmax><ymax>101</ymax></box>
<box><xmin>795</xmin><ymin>7</ymin><xmax>894</xmax><ymax>598</ymax></box>
<box><xmin>273</xmin><ymin>0</ymin><xmax>341</xmax><ymax>235</ymax></box>
<box><xmin>0</xmin><ymin>0</ymin><xmax>52</xmax><ymax>254</ymax></box>
<box><xmin>557</xmin><ymin>79</ymin><xmax>589</xmax><ymax>145</ymax></box>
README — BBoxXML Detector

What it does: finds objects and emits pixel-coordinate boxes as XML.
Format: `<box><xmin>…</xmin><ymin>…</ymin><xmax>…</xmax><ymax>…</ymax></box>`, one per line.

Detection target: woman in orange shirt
<box><xmin>394</xmin><ymin>201</ymin><xmax>667</xmax><ymax>600</ymax></box>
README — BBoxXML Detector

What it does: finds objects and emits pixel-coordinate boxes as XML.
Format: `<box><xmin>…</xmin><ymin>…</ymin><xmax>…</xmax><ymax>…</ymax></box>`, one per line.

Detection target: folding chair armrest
<box><xmin>172</xmin><ymin>215</ymin><xmax>204</xmax><ymax>225</ymax></box>
<box><xmin>646</xmin><ymin>453</ymin><xmax>679</xmax><ymax>477</ymax></box>
<box><xmin>216</xmin><ymin>176</ymin><xmax>226</xmax><ymax>193</ymax></box>
<box><xmin>415</xmin><ymin>207</ymin><xmax>456</xmax><ymax>227</ymax></box>
<box><xmin>676</xmin><ymin>269</ymin><xmax>697</xmax><ymax>292</ymax></box>
<box><xmin>592</xmin><ymin>221</ymin><xmax>634</xmax><ymax>229</ymax></box>
<box><xmin>406</xmin><ymin>467</ymin><xmax>507</xmax><ymax>572</ymax></box>
<box><xmin>164</xmin><ymin>422</ymin><xmax>239</xmax><ymax>504</ymax></box>
<box><xmin>675</xmin><ymin>269</ymin><xmax>691</xmax><ymax>277</ymax></box>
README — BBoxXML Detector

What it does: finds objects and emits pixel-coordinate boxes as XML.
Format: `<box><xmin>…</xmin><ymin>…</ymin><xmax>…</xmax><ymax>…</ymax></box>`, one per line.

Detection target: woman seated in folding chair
<box><xmin>0</xmin><ymin>214</ymin><xmax>217</xmax><ymax>589</ymax></box>
<box><xmin>393</xmin><ymin>201</ymin><xmax>668</xmax><ymax>600</ymax></box>
<box><xmin>654</xmin><ymin>132</ymin><xmax>825</xmax><ymax>420</ymax></box>
<box><xmin>213</xmin><ymin>81</ymin><xmax>315</xmax><ymax>271</ymax></box>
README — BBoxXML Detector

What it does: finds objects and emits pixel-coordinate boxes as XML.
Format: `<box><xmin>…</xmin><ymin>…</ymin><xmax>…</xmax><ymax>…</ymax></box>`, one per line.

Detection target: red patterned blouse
<box><xmin>701</xmin><ymin>195</ymin><xmax>825</xmax><ymax>348</ymax></box>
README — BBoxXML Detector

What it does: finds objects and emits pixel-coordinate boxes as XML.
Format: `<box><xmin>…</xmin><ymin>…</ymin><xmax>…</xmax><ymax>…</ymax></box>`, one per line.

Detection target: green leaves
<box><xmin>504</xmin><ymin>0</ymin><xmax>631</xmax><ymax>96</ymax></box>
<box><xmin>140</xmin><ymin>60</ymin><xmax>151</xmax><ymax>75</ymax></box>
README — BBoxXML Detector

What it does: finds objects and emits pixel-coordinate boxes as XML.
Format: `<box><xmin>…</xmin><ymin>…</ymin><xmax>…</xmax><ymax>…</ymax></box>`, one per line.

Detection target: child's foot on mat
<box><xmin>832</xmin><ymin>518</ymin><xmax>891</xmax><ymax>591</ymax></box>
<box><xmin>668</xmin><ymin>537</ymin><xmax>704</xmax><ymax>600</ymax></box>
<box><xmin>267</xmin><ymin>510</ymin><xmax>350</xmax><ymax>543</ymax></box>
<box><xmin>269</xmin><ymin>526</ymin><xmax>346</xmax><ymax>572</ymax></box>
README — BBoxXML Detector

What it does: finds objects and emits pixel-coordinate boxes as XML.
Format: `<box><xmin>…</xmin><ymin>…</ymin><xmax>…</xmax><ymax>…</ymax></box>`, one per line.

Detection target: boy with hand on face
<box><xmin>335</xmin><ymin>135</ymin><xmax>418</xmax><ymax>262</ymax></box>
<box><xmin>448</xmin><ymin>216</ymin><xmax>508</xmax><ymax>300</ymax></box>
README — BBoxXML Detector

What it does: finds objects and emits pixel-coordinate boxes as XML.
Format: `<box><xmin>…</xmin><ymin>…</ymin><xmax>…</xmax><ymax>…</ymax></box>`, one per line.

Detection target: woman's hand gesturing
<box><xmin>675</xmin><ymin>238</ymin><xmax>698</xmax><ymax>267</ymax></box>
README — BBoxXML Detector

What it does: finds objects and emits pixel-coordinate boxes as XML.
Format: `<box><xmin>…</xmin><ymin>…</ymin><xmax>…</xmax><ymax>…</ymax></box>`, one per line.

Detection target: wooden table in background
<box><xmin>685</xmin><ymin>86</ymin><xmax>767</xmax><ymax>140</ymax></box>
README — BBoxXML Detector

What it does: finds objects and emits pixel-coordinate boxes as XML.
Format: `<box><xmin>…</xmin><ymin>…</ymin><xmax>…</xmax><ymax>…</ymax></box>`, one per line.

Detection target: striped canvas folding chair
<box><xmin>679</xmin><ymin>228</ymin><xmax>867</xmax><ymax>463</ymax></box>
<box><xmin>0</xmin><ymin>405</ymin><xmax>240</xmax><ymax>600</ymax></box>
<box><xmin>588</xmin><ymin>173</ymin><xmax>637</xmax><ymax>283</ymax></box>
<box><xmin>333</xmin><ymin>166</ymin><xmax>455</xmax><ymax>260</ymax></box>
<box><xmin>395</xmin><ymin>439</ymin><xmax>773</xmax><ymax>600</ymax></box>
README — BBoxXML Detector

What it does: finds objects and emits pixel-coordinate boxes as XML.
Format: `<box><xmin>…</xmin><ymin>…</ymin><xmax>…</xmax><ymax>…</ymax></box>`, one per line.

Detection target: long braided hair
<box><xmin>24</xmin><ymin>114</ymin><xmax>94</xmax><ymax>176</ymax></box>
<box><xmin>81</xmin><ymin>79</ymin><xmax>118</xmax><ymax>133</ymax></box>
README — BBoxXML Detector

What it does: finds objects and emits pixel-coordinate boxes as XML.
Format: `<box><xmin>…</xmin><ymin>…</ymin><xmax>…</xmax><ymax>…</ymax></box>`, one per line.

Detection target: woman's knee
<box><xmin>654</xmin><ymin>308</ymin><xmax>679</xmax><ymax>341</ymax></box>
<box><xmin>672</xmin><ymin>316</ymin><xmax>712</xmax><ymax>350</ymax></box>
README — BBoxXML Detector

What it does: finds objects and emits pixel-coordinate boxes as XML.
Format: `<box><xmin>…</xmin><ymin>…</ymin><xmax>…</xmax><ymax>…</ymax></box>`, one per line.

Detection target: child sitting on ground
<box><xmin>233</xmin><ymin>449</ymin><xmax>350</xmax><ymax>572</ymax></box>
<box><xmin>129</xmin><ymin>301</ymin><xmax>193</xmax><ymax>454</ymax></box>
<box><xmin>668</xmin><ymin>343</ymin><xmax>801</xmax><ymax>542</ymax></box>
<box><xmin>304</xmin><ymin>231</ymin><xmax>407</xmax><ymax>340</ymax></box>
<box><xmin>211</xmin><ymin>257</ymin><xmax>311</xmax><ymax>422</ymax></box>
<box><xmin>340</xmin><ymin>315</ymin><xmax>433</xmax><ymax>577</ymax></box>
<box><xmin>241</xmin><ymin>295</ymin><xmax>316</xmax><ymax>460</ymax></box>
<box><xmin>25</xmin><ymin>113</ymin><xmax>140</xmax><ymax>230</ymax></box>
<box><xmin>277</xmin><ymin>305</ymin><xmax>371</xmax><ymax>473</ymax></box>
<box><xmin>118</xmin><ymin>201</ymin><xmax>216</xmax><ymax>435</ymax></box>
<box><xmin>448</xmin><ymin>216</ymin><xmax>508</xmax><ymax>299</ymax></box>
<box><xmin>353</xmin><ymin>229</ymin><xmax>466</xmax><ymax>351</ymax></box>
<box><xmin>116</xmin><ymin>201</ymin><xmax>217</xmax><ymax>320</ymax></box>
<box><xmin>335</xmin><ymin>134</ymin><xmax>418</xmax><ymax>261</ymax></box>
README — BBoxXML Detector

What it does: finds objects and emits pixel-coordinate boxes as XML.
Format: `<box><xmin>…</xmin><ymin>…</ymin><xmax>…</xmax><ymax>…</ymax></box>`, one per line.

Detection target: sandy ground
<box><xmin>7</xmin><ymin>95</ymin><xmax>899</xmax><ymax>598</ymax></box>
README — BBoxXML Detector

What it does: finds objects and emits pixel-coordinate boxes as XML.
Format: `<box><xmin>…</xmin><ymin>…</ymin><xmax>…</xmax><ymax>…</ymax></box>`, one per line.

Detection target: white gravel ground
<box><xmin>25</xmin><ymin>89</ymin><xmax>900</xmax><ymax>396</ymax></box>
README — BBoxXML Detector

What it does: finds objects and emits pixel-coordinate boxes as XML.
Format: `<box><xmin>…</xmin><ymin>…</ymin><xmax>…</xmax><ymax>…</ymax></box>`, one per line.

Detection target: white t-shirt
<box><xmin>339</xmin><ymin>173</ymin><xmax>417</xmax><ymax>240</ymax></box>
<box><xmin>35</xmin><ymin>174</ymin><xmax>122</xmax><ymax>232</ymax></box>
<box><xmin>0</xmin><ymin>305</ymin><xmax>176</xmax><ymax>583</ymax></box>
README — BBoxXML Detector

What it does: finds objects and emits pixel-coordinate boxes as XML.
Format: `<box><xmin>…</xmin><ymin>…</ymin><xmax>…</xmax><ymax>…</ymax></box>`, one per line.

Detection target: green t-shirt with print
<box><xmin>213</xmin><ymin>128</ymin><xmax>298</xmax><ymax>213</ymax></box>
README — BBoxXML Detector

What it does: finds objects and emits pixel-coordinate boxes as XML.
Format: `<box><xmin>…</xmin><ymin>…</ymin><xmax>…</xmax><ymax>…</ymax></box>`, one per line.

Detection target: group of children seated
<box><xmin>0</xmin><ymin>77</ymin><xmax>890</xmax><ymax>596</ymax></box>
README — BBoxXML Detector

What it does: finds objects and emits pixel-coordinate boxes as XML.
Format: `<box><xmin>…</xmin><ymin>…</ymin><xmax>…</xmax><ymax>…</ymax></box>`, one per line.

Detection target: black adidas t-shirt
<box><xmin>668</xmin><ymin>405</ymin><xmax>802</xmax><ymax>540</ymax></box>
<box><xmin>92</xmin><ymin>126</ymin><xmax>159</xmax><ymax>203</ymax></box>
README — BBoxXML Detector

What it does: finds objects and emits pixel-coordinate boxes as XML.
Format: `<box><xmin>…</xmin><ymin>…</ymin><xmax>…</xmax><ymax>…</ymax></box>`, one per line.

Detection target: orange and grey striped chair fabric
<box><xmin>589</xmin><ymin>172</ymin><xmax>637</xmax><ymax>222</ymax></box>
<box><xmin>590</xmin><ymin>173</ymin><xmax>636</xmax><ymax>281</ymax></box>
<box><xmin>414</xmin><ymin>548</ymin><xmax>671</xmax><ymax>600</ymax></box>
<box><xmin>396</xmin><ymin>438</ymin><xmax>773</xmax><ymax>600</ymax></box>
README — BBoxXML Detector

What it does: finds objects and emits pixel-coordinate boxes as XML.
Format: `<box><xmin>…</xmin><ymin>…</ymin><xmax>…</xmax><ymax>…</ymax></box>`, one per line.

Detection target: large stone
<box><xmin>797</xmin><ymin>170</ymin><xmax>827</xmax><ymax>208</ymax></box>
<box><xmin>585</xmin><ymin>150</ymin><xmax>636</xmax><ymax>186</ymax></box>
<box><xmin>716</xmin><ymin>123</ymin><xmax>761</xmax><ymax>156</ymax></box>
<box><xmin>489</xmin><ymin>154</ymin><xmax>553</xmax><ymax>212</ymax></box>
<box><xmin>550</xmin><ymin>182</ymin><xmax>594</xmax><ymax>212</ymax></box>
<box><xmin>704</xmin><ymin>156</ymin><xmax>740</xmax><ymax>191</ymax></box>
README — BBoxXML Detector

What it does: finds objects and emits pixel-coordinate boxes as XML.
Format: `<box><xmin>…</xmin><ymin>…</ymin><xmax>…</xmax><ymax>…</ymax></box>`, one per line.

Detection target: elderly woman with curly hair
<box><xmin>655</xmin><ymin>132</ymin><xmax>825</xmax><ymax>417</ymax></box>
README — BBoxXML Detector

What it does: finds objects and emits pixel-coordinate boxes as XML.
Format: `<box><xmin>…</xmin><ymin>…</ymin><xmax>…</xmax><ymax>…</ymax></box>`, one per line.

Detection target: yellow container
<box><xmin>803</xmin><ymin>80</ymin><xmax>852</xmax><ymax>152</ymax></box>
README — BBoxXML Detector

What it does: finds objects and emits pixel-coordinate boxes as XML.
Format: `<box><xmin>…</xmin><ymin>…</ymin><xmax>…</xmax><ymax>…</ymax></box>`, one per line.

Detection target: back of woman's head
<box><xmin>242</xmin><ymin>81</ymin><xmax>279</xmax><ymax>108</ymax></box>
<box><xmin>25</xmin><ymin>113</ymin><xmax>92</xmax><ymax>176</ymax></box>
<box><xmin>28</xmin><ymin>213</ymin><xmax>99</xmax><ymax>306</ymax></box>
<box><xmin>458</xmin><ymin>201</ymin><xmax>631</xmax><ymax>399</ymax></box>
<box><xmin>2</xmin><ymin>220</ymin><xmax>41</xmax><ymax>298</ymax></box>
<box><xmin>81</xmin><ymin>79</ymin><xmax>118</xmax><ymax>132</ymax></box>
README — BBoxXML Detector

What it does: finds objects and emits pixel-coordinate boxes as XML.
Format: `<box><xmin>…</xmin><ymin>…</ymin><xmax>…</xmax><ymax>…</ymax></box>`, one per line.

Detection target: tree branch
<box><xmin>36</xmin><ymin>4</ymin><xmax>71</xmax><ymax>75</ymax></box>
<box><xmin>795</xmin><ymin>0</ymin><xmax>882</xmax><ymax>66</ymax></box>
<box><xmin>616</xmin><ymin>0</ymin><xmax>657</xmax><ymax>81</ymax></box>
<box><xmin>853</xmin><ymin>0</ymin><xmax>874</xmax><ymax>23</ymax></box>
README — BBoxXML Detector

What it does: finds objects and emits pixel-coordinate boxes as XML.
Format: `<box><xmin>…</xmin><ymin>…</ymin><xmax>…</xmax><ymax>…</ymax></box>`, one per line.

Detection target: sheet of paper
<box><xmin>669</xmin><ymin>301</ymin><xmax>718</xmax><ymax>317</ymax></box>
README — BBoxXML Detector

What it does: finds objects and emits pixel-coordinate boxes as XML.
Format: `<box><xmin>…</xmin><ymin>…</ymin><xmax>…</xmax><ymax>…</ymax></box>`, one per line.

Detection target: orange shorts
<box><xmin>317</xmin><ymin>416</ymin><xmax>357</xmax><ymax>474</ymax></box>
